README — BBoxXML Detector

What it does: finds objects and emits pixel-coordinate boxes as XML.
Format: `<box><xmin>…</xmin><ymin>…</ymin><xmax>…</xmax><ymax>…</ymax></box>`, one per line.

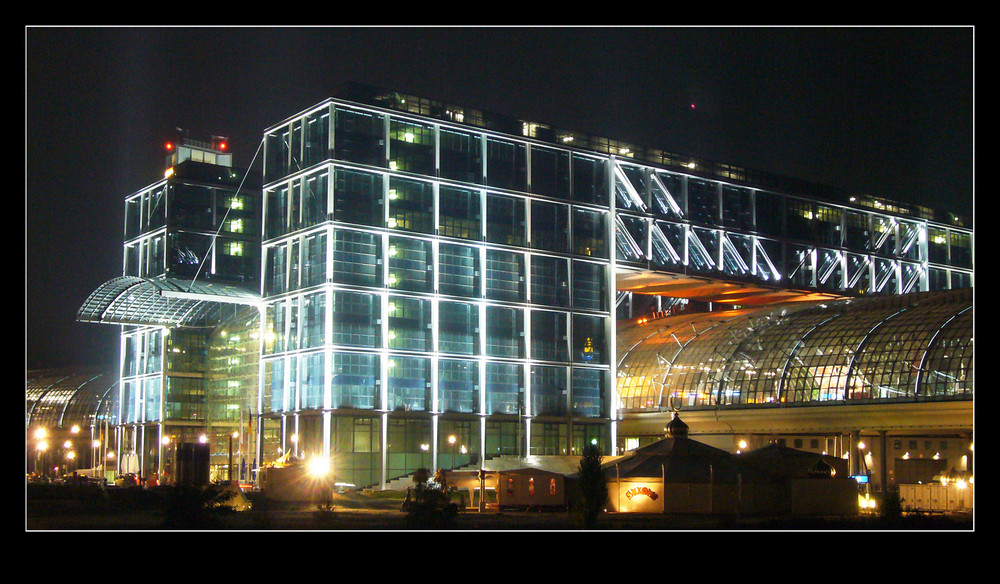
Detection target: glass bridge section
<box><xmin>610</xmin><ymin>157</ymin><xmax>972</xmax><ymax>305</ymax></box>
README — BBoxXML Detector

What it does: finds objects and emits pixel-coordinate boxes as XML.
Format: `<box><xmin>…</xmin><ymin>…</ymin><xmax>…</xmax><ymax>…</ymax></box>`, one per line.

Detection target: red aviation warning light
<box><xmin>212</xmin><ymin>135</ymin><xmax>229</xmax><ymax>152</ymax></box>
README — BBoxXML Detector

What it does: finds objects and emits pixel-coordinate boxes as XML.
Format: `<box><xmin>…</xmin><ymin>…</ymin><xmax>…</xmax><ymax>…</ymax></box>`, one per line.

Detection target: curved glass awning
<box><xmin>77</xmin><ymin>276</ymin><xmax>261</xmax><ymax>328</ymax></box>
<box><xmin>616</xmin><ymin>287</ymin><xmax>973</xmax><ymax>411</ymax></box>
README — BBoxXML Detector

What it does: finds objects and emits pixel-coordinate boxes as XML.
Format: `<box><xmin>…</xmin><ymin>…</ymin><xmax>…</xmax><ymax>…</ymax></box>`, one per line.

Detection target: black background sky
<box><xmin>25</xmin><ymin>26</ymin><xmax>974</xmax><ymax>371</ymax></box>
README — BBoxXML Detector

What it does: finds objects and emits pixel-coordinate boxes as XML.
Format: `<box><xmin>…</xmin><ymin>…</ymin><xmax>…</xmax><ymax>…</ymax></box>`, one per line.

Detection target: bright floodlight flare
<box><xmin>307</xmin><ymin>456</ymin><xmax>331</xmax><ymax>479</ymax></box>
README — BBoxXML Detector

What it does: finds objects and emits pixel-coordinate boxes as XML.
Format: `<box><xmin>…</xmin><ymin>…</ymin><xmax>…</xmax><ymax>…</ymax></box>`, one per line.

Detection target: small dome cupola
<box><xmin>665</xmin><ymin>411</ymin><xmax>689</xmax><ymax>439</ymax></box>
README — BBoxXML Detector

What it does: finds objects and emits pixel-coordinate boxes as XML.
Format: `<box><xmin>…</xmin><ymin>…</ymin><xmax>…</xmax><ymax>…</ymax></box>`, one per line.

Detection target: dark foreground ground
<box><xmin>25</xmin><ymin>483</ymin><xmax>973</xmax><ymax>532</ymax></box>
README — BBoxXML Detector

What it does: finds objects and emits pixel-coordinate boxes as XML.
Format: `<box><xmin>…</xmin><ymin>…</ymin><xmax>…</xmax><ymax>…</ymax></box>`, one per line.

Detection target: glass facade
<box><xmin>74</xmin><ymin>87</ymin><xmax>972</xmax><ymax>489</ymax></box>
<box><xmin>261</xmin><ymin>101</ymin><xmax>614</xmax><ymax>486</ymax></box>
<box><xmin>115</xmin><ymin>143</ymin><xmax>262</xmax><ymax>481</ymax></box>
<box><xmin>616</xmin><ymin>288</ymin><xmax>973</xmax><ymax>411</ymax></box>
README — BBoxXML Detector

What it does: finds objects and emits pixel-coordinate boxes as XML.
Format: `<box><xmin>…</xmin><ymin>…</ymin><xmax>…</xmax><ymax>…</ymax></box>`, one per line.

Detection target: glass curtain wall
<box><xmin>260</xmin><ymin>101</ymin><xmax>613</xmax><ymax>487</ymax></box>
<box><xmin>611</xmin><ymin>160</ymin><xmax>972</xmax><ymax>296</ymax></box>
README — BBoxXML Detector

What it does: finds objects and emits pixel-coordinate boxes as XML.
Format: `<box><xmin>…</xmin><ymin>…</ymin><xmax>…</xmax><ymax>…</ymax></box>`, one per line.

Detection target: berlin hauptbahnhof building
<box><xmin>33</xmin><ymin>84</ymin><xmax>972</xmax><ymax>493</ymax></box>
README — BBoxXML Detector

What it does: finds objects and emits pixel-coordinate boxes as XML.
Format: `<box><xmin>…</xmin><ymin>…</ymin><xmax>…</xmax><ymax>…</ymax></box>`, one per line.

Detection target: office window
<box><xmin>332</xmin><ymin>230</ymin><xmax>380</xmax><ymax>287</ymax></box>
<box><xmin>334</xmin><ymin>168</ymin><xmax>383</xmax><ymax>227</ymax></box>
<box><xmin>265</xmin><ymin>185</ymin><xmax>288</xmax><ymax>239</ymax></box>
<box><xmin>439</xmin><ymin>359</ymin><xmax>479</xmax><ymax>413</ymax></box>
<box><xmin>530</xmin><ymin>310</ymin><xmax>568</xmax><ymax>362</ymax></box>
<box><xmin>331</xmin><ymin>352</ymin><xmax>379</xmax><ymax>410</ymax></box>
<box><xmin>331</xmin><ymin>291</ymin><xmax>380</xmax><ymax>348</ymax></box>
<box><xmin>439</xmin><ymin>185</ymin><xmax>481</xmax><ymax>240</ymax></box>
<box><xmin>486</xmin><ymin>137</ymin><xmax>527</xmax><ymax>192</ymax></box>
<box><xmin>485</xmin><ymin>305</ymin><xmax>524</xmax><ymax>358</ymax></box>
<box><xmin>531</xmin><ymin>255</ymin><xmax>569</xmax><ymax>308</ymax></box>
<box><xmin>440</xmin><ymin>128</ymin><xmax>483</xmax><ymax>184</ymax></box>
<box><xmin>844</xmin><ymin>211</ymin><xmax>871</xmax><ymax>251</ymax></box>
<box><xmin>438</xmin><ymin>301</ymin><xmax>478</xmax><ymax>355</ymax></box>
<box><xmin>485</xmin><ymin>249</ymin><xmax>525</xmax><ymax>302</ymax></box>
<box><xmin>722</xmin><ymin>185</ymin><xmax>753</xmax><ymax>231</ymax></box>
<box><xmin>486</xmin><ymin>193</ymin><xmax>526</xmax><ymax>247</ymax></box>
<box><xmin>300</xmin><ymin>351</ymin><xmax>325</xmax><ymax>410</ymax></box>
<box><xmin>387</xmin><ymin>356</ymin><xmax>431</xmax><ymax>412</ymax></box>
<box><xmin>572</xmin><ymin>208</ymin><xmax>607</xmax><ymax>258</ymax></box>
<box><xmin>334</xmin><ymin>107</ymin><xmax>384</xmax><ymax>167</ymax></box>
<box><xmin>572</xmin><ymin>314</ymin><xmax>606</xmax><ymax>364</ymax></box>
<box><xmin>302</xmin><ymin>171</ymin><xmax>328</xmax><ymax>228</ymax></box>
<box><xmin>530</xmin><ymin>145</ymin><xmax>569</xmax><ymax>198</ymax></box>
<box><xmin>389</xmin><ymin>118</ymin><xmax>434</xmax><ymax>175</ymax></box>
<box><xmin>302</xmin><ymin>232</ymin><xmax>327</xmax><ymax>288</ymax></box>
<box><xmin>571</xmin><ymin>368</ymin><xmax>603</xmax><ymax>418</ymax></box>
<box><xmin>388</xmin><ymin>295</ymin><xmax>431</xmax><ymax>352</ymax></box>
<box><xmin>302</xmin><ymin>292</ymin><xmax>326</xmax><ymax>349</ymax></box>
<box><xmin>439</xmin><ymin>242</ymin><xmax>479</xmax><ymax>298</ymax></box>
<box><xmin>388</xmin><ymin>236</ymin><xmax>433</xmax><ymax>293</ymax></box>
<box><xmin>530</xmin><ymin>200</ymin><xmax>569</xmax><ymax>253</ymax></box>
<box><xmin>531</xmin><ymin>365</ymin><xmax>567</xmax><ymax>417</ymax></box>
<box><xmin>485</xmin><ymin>362</ymin><xmax>522</xmax><ymax>415</ymax></box>
<box><xmin>264</xmin><ymin>243</ymin><xmax>287</xmax><ymax>295</ymax></box>
<box><xmin>573</xmin><ymin>261</ymin><xmax>606</xmax><ymax>311</ymax></box>
<box><xmin>388</xmin><ymin>176</ymin><xmax>434</xmax><ymax>234</ymax></box>
<box><xmin>687</xmin><ymin>179</ymin><xmax>718</xmax><ymax>225</ymax></box>
<box><xmin>571</xmin><ymin>154</ymin><xmax>607</xmax><ymax>206</ymax></box>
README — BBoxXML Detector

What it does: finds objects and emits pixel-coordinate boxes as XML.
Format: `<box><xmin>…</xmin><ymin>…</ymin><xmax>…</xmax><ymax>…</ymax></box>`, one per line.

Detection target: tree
<box><xmin>577</xmin><ymin>443</ymin><xmax>608</xmax><ymax>529</ymax></box>
<box><xmin>402</xmin><ymin>468</ymin><xmax>458</xmax><ymax>529</ymax></box>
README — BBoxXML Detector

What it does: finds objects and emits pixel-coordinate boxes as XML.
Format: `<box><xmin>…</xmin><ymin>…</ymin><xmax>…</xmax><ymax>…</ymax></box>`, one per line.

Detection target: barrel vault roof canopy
<box><xmin>77</xmin><ymin>276</ymin><xmax>261</xmax><ymax>328</ymax></box>
<box><xmin>616</xmin><ymin>288</ymin><xmax>973</xmax><ymax>411</ymax></box>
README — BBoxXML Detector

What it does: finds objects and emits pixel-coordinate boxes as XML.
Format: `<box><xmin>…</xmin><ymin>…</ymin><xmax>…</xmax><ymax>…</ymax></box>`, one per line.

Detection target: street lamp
<box><xmin>448</xmin><ymin>434</ymin><xmax>457</xmax><ymax>469</ymax></box>
<box><xmin>35</xmin><ymin>440</ymin><xmax>48</xmax><ymax>477</ymax></box>
<box><xmin>228</xmin><ymin>431</ymin><xmax>239</xmax><ymax>484</ymax></box>
<box><xmin>91</xmin><ymin>440</ymin><xmax>101</xmax><ymax>479</ymax></box>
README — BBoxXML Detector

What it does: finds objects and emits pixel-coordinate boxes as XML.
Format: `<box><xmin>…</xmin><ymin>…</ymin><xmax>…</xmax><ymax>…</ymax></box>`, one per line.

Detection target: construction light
<box><xmin>307</xmin><ymin>456</ymin><xmax>331</xmax><ymax>479</ymax></box>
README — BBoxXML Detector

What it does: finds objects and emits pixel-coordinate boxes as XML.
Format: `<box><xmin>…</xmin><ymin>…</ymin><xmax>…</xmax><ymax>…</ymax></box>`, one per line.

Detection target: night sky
<box><xmin>25</xmin><ymin>26</ymin><xmax>974</xmax><ymax>370</ymax></box>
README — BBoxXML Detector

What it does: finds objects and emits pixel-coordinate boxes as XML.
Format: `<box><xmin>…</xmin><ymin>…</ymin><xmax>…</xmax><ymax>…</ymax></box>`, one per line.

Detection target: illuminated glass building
<box><xmin>254</xmin><ymin>85</ymin><xmax>972</xmax><ymax>489</ymax></box>
<box><xmin>74</xmin><ymin>85</ymin><xmax>972</xmax><ymax>489</ymax></box>
<box><xmin>78</xmin><ymin>136</ymin><xmax>262</xmax><ymax>481</ymax></box>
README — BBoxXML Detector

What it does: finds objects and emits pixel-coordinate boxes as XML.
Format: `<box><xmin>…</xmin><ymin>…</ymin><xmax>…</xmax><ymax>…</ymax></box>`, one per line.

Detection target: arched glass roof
<box><xmin>616</xmin><ymin>288</ymin><xmax>973</xmax><ymax>412</ymax></box>
<box><xmin>77</xmin><ymin>276</ymin><xmax>260</xmax><ymax>328</ymax></box>
<box><xmin>26</xmin><ymin>367</ymin><xmax>119</xmax><ymax>430</ymax></box>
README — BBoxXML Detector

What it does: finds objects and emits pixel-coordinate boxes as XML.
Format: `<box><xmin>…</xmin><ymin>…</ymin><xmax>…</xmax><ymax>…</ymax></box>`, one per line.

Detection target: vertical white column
<box><xmin>607</xmin><ymin>156</ymin><xmax>618</xmax><ymax>455</ymax></box>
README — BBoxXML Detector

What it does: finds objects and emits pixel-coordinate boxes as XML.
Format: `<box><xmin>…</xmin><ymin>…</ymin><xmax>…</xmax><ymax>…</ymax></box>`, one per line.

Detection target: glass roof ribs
<box><xmin>77</xmin><ymin>276</ymin><xmax>261</xmax><ymax>328</ymax></box>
